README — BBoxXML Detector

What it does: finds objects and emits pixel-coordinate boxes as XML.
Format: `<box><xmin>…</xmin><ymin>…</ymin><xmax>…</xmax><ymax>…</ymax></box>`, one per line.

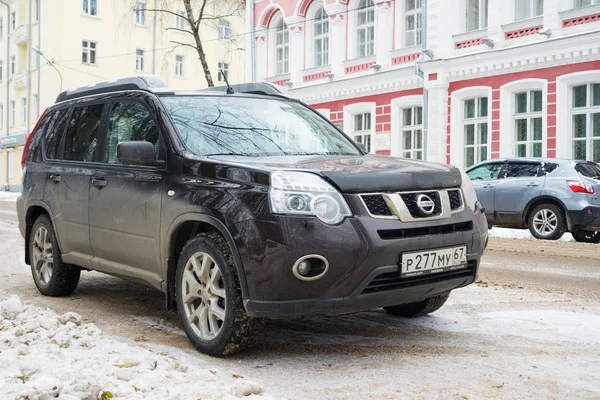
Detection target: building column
<box><xmin>285</xmin><ymin>16</ymin><xmax>305</xmax><ymax>87</ymax></box>
<box><xmin>325</xmin><ymin>4</ymin><xmax>347</xmax><ymax>78</ymax></box>
<box><xmin>374</xmin><ymin>0</ymin><xmax>393</xmax><ymax>68</ymax></box>
<box><xmin>424</xmin><ymin>74</ymin><xmax>450</xmax><ymax>164</ymax></box>
<box><xmin>254</xmin><ymin>33</ymin><xmax>267</xmax><ymax>82</ymax></box>
<box><xmin>543</xmin><ymin>0</ymin><xmax>563</xmax><ymax>37</ymax></box>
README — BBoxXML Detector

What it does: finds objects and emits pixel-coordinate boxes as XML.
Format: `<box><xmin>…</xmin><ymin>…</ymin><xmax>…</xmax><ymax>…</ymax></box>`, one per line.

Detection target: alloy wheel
<box><xmin>532</xmin><ymin>209</ymin><xmax>558</xmax><ymax>236</ymax></box>
<box><xmin>32</xmin><ymin>226</ymin><xmax>54</xmax><ymax>286</ymax></box>
<box><xmin>181</xmin><ymin>252</ymin><xmax>227</xmax><ymax>341</ymax></box>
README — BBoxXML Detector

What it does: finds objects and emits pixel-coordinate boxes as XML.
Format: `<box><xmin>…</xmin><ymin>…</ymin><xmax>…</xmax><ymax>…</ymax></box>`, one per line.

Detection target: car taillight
<box><xmin>567</xmin><ymin>180</ymin><xmax>595</xmax><ymax>194</ymax></box>
<box><xmin>21</xmin><ymin>108</ymin><xmax>48</xmax><ymax>169</ymax></box>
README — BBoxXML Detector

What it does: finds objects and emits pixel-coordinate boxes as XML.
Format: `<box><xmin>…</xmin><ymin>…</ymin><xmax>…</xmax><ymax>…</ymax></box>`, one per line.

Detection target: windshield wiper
<box><xmin>205</xmin><ymin>153</ymin><xmax>252</xmax><ymax>157</ymax></box>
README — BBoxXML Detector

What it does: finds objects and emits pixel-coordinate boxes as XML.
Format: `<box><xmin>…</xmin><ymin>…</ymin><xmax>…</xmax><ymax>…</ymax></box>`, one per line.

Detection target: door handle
<box><xmin>527</xmin><ymin>182</ymin><xmax>540</xmax><ymax>187</ymax></box>
<box><xmin>483</xmin><ymin>184</ymin><xmax>494</xmax><ymax>188</ymax></box>
<box><xmin>91</xmin><ymin>178</ymin><xmax>108</xmax><ymax>188</ymax></box>
<box><xmin>48</xmin><ymin>174</ymin><xmax>62</xmax><ymax>183</ymax></box>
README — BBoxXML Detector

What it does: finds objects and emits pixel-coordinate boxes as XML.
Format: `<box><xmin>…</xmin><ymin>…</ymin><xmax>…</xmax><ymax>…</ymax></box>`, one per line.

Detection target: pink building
<box><xmin>246</xmin><ymin>0</ymin><xmax>600</xmax><ymax>167</ymax></box>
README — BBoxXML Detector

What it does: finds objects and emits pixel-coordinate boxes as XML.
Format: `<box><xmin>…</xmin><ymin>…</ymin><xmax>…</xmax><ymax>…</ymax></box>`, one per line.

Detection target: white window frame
<box><xmin>218</xmin><ymin>19</ymin><xmax>231</xmax><ymax>40</ymax></box>
<box><xmin>450</xmin><ymin>87</ymin><xmax>492</xmax><ymax>167</ymax></box>
<box><xmin>343</xmin><ymin>102</ymin><xmax>377</xmax><ymax>154</ymax></box>
<box><xmin>391</xmin><ymin>95</ymin><xmax>424</xmax><ymax>157</ymax></box>
<box><xmin>175</xmin><ymin>11</ymin><xmax>185</xmax><ymax>30</ymax></box>
<box><xmin>136</xmin><ymin>49</ymin><xmax>144</xmax><ymax>71</ymax></box>
<box><xmin>313</xmin><ymin>8</ymin><xmax>329</xmax><ymax>67</ymax></box>
<box><xmin>9</xmin><ymin>56</ymin><xmax>14</xmax><ymax>76</ymax></box>
<box><xmin>82</xmin><ymin>40</ymin><xmax>97</xmax><ymax>65</ymax></box>
<box><xmin>500</xmin><ymin>80</ymin><xmax>548</xmax><ymax>158</ymax></box>
<box><xmin>516</xmin><ymin>0</ymin><xmax>543</xmax><ymax>20</ymax></box>
<box><xmin>33</xmin><ymin>94</ymin><xmax>39</xmax><ymax>120</ymax></box>
<box><xmin>7</xmin><ymin>148</ymin><xmax>14</xmax><ymax>179</ymax></box>
<box><xmin>33</xmin><ymin>0</ymin><xmax>40</xmax><ymax>23</ymax></box>
<box><xmin>0</xmin><ymin>60</ymin><xmax>3</xmax><ymax>81</ymax></box>
<box><xmin>21</xmin><ymin>97</ymin><xmax>26</xmax><ymax>125</ymax></box>
<box><xmin>466</xmin><ymin>0</ymin><xmax>488</xmax><ymax>32</ymax></box>
<box><xmin>570</xmin><ymin>83</ymin><xmax>600</xmax><ymax>161</ymax></box>
<box><xmin>10</xmin><ymin>12</ymin><xmax>15</xmax><ymax>32</ymax></box>
<box><xmin>175</xmin><ymin>55</ymin><xmax>184</xmax><ymax>76</ymax></box>
<box><xmin>404</xmin><ymin>0</ymin><xmax>422</xmax><ymax>48</ymax></box>
<box><xmin>400</xmin><ymin>105</ymin><xmax>424</xmax><ymax>159</ymax></box>
<box><xmin>556</xmin><ymin>72</ymin><xmax>600</xmax><ymax>159</ymax></box>
<box><xmin>218</xmin><ymin>62</ymin><xmax>229</xmax><ymax>82</ymax></box>
<box><xmin>356</xmin><ymin>0</ymin><xmax>375</xmax><ymax>58</ymax></box>
<box><xmin>135</xmin><ymin>2</ymin><xmax>146</xmax><ymax>26</ymax></box>
<box><xmin>9</xmin><ymin>100</ymin><xmax>15</xmax><ymax>126</ymax></box>
<box><xmin>275</xmin><ymin>20</ymin><xmax>289</xmax><ymax>75</ymax></box>
<box><xmin>82</xmin><ymin>0</ymin><xmax>98</xmax><ymax>16</ymax></box>
<box><xmin>574</xmin><ymin>0</ymin><xmax>600</xmax><ymax>8</ymax></box>
<box><xmin>0</xmin><ymin>104</ymin><xmax>4</xmax><ymax>129</ymax></box>
<box><xmin>514</xmin><ymin>90</ymin><xmax>544</xmax><ymax>157</ymax></box>
<box><xmin>0</xmin><ymin>18</ymin><xmax>3</xmax><ymax>40</ymax></box>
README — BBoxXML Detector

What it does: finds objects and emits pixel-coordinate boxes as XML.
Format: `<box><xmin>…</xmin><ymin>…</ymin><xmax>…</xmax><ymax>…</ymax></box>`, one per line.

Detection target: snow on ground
<box><xmin>0</xmin><ymin>292</ymin><xmax>275</xmax><ymax>400</ymax></box>
<box><xmin>0</xmin><ymin>192</ymin><xmax>20</xmax><ymax>202</ymax></box>
<box><xmin>490</xmin><ymin>227</ymin><xmax>574</xmax><ymax>242</ymax></box>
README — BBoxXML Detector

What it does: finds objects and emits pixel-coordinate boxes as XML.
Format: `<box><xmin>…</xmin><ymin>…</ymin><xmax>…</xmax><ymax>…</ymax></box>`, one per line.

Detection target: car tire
<box><xmin>571</xmin><ymin>229</ymin><xmax>600</xmax><ymax>244</ymax></box>
<box><xmin>527</xmin><ymin>203</ymin><xmax>565</xmax><ymax>241</ymax></box>
<box><xmin>383</xmin><ymin>293</ymin><xmax>450</xmax><ymax>318</ymax></box>
<box><xmin>29</xmin><ymin>215</ymin><xmax>80</xmax><ymax>296</ymax></box>
<box><xmin>175</xmin><ymin>233</ymin><xmax>257</xmax><ymax>356</ymax></box>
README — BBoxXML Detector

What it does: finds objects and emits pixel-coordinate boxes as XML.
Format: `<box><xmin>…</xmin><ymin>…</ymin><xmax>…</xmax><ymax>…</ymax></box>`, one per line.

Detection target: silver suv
<box><xmin>467</xmin><ymin>158</ymin><xmax>600</xmax><ymax>243</ymax></box>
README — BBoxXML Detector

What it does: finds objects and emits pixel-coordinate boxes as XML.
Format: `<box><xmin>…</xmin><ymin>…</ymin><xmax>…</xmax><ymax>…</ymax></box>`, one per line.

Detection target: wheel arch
<box><xmin>24</xmin><ymin>201</ymin><xmax>62</xmax><ymax>265</ymax></box>
<box><xmin>164</xmin><ymin>213</ymin><xmax>249</xmax><ymax>310</ymax></box>
<box><xmin>523</xmin><ymin>196</ymin><xmax>571</xmax><ymax>229</ymax></box>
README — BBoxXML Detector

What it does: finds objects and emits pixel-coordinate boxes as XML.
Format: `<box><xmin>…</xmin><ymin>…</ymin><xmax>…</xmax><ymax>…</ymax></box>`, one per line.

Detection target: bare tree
<box><xmin>134</xmin><ymin>0</ymin><xmax>244</xmax><ymax>87</ymax></box>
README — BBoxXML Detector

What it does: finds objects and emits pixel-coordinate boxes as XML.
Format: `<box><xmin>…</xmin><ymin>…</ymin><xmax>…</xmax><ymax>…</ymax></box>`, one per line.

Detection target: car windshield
<box><xmin>161</xmin><ymin>95</ymin><xmax>361</xmax><ymax>157</ymax></box>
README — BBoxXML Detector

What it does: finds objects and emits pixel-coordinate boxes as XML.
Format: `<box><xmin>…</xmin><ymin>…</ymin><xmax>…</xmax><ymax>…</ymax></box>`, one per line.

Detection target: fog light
<box><xmin>297</xmin><ymin>259</ymin><xmax>311</xmax><ymax>276</ymax></box>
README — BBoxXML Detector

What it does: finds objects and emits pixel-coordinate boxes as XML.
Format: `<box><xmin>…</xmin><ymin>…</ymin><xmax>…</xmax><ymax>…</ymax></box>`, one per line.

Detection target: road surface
<box><xmin>1</xmin><ymin>201</ymin><xmax>598</xmax><ymax>399</ymax></box>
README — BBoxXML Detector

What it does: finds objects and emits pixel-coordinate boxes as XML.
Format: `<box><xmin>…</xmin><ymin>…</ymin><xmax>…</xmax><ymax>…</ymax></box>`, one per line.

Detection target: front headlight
<box><xmin>459</xmin><ymin>168</ymin><xmax>481</xmax><ymax>212</ymax></box>
<box><xmin>269</xmin><ymin>171</ymin><xmax>352</xmax><ymax>225</ymax></box>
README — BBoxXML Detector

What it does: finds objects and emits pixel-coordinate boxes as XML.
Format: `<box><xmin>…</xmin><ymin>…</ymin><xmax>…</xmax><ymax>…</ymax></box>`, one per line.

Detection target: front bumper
<box><xmin>246</xmin><ymin>262</ymin><xmax>477</xmax><ymax>318</ymax></box>
<box><xmin>233</xmin><ymin>195</ymin><xmax>488</xmax><ymax>318</ymax></box>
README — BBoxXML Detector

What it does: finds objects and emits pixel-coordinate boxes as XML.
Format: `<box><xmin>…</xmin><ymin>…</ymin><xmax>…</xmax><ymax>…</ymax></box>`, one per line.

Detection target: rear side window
<box><xmin>575</xmin><ymin>162</ymin><xmax>600</xmax><ymax>178</ymax></box>
<box><xmin>63</xmin><ymin>104</ymin><xmax>103</xmax><ymax>162</ymax></box>
<box><xmin>503</xmin><ymin>163</ymin><xmax>540</xmax><ymax>178</ymax></box>
<box><xmin>44</xmin><ymin>108</ymin><xmax>70</xmax><ymax>160</ymax></box>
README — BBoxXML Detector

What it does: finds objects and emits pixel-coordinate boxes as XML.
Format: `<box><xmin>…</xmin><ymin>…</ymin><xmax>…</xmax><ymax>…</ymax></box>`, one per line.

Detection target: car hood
<box><xmin>209</xmin><ymin>154</ymin><xmax>462</xmax><ymax>193</ymax></box>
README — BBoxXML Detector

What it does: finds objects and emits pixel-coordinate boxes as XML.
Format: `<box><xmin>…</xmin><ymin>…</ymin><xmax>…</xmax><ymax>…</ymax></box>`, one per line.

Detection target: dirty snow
<box><xmin>0</xmin><ymin>192</ymin><xmax>20</xmax><ymax>202</ymax></box>
<box><xmin>490</xmin><ymin>227</ymin><xmax>574</xmax><ymax>241</ymax></box>
<box><xmin>0</xmin><ymin>292</ymin><xmax>274</xmax><ymax>400</ymax></box>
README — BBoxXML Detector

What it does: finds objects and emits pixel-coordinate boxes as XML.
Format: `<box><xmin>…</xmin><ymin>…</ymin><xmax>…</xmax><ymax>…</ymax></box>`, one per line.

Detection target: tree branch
<box><xmin>169</xmin><ymin>41</ymin><xmax>199</xmax><ymax>51</ymax></box>
<box><xmin>197</xmin><ymin>0</ymin><xmax>209</xmax><ymax>30</ymax></box>
<box><xmin>142</xmin><ymin>8</ymin><xmax>191</xmax><ymax>24</ymax></box>
<box><xmin>165</xmin><ymin>27</ymin><xmax>193</xmax><ymax>35</ymax></box>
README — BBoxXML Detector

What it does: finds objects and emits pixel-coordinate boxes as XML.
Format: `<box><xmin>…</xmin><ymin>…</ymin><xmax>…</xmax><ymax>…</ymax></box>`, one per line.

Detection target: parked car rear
<box><xmin>467</xmin><ymin>158</ymin><xmax>600</xmax><ymax>242</ymax></box>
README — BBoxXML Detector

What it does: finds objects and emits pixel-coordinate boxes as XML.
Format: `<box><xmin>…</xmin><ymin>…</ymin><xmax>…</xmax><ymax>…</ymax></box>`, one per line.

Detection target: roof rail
<box><xmin>200</xmin><ymin>82</ymin><xmax>291</xmax><ymax>99</ymax></box>
<box><xmin>55</xmin><ymin>75</ymin><xmax>172</xmax><ymax>103</ymax></box>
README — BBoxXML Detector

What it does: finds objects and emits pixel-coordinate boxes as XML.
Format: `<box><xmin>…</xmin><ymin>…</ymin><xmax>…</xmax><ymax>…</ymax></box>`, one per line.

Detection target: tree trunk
<box><xmin>183</xmin><ymin>0</ymin><xmax>214</xmax><ymax>87</ymax></box>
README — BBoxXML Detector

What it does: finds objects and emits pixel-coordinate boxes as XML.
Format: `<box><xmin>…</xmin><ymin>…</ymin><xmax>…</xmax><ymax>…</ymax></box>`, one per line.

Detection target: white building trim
<box><xmin>390</xmin><ymin>94</ymin><xmax>424</xmax><ymax>157</ymax></box>
<box><xmin>499</xmin><ymin>78</ymin><xmax>548</xmax><ymax>158</ymax></box>
<box><xmin>343</xmin><ymin>101</ymin><xmax>377</xmax><ymax>153</ymax></box>
<box><xmin>450</xmin><ymin>86</ymin><xmax>493</xmax><ymax>167</ymax></box>
<box><xmin>556</xmin><ymin>70</ymin><xmax>600</xmax><ymax>159</ymax></box>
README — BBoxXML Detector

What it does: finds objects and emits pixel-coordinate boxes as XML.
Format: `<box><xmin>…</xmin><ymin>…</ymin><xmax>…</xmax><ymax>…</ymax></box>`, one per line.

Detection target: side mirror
<box><xmin>117</xmin><ymin>141</ymin><xmax>161</xmax><ymax>166</ymax></box>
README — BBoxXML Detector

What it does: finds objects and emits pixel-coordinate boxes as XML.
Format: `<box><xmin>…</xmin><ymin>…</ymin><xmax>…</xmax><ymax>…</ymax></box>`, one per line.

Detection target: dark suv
<box><xmin>17</xmin><ymin>76</ymin><xmax>488</xmax><ymax>355</ymax></box>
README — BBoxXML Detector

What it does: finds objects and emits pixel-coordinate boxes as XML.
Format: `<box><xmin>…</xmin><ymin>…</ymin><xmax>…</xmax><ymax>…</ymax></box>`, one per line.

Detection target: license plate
<box><xmin>401</xmin><ymin>246</ymin><xmax>468</xmax><ymax>278</ymax></box>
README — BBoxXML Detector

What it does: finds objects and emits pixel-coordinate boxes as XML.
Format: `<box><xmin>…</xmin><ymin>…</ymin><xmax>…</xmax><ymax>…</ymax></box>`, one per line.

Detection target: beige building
<box><xmin>0</xmin><ymin>0</ymin><xmax>245</xmax><ymax>191</ymax></box>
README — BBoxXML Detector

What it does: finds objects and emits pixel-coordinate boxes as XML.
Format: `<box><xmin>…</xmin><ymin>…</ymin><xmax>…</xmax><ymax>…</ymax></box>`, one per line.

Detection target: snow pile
<box><xmin>490</xmin><ymin>227</ymin><xmax>574</xmax><ymax>242</ymax></box>
<box><xmin>0</xmin><ymin>294</ymin><xmax>273</xmax><ymax>400</ymax></box>
<box><xmin>0</xmin><ymin>191</ymin><xmax>20</xmax><ymax>202</ymax></box>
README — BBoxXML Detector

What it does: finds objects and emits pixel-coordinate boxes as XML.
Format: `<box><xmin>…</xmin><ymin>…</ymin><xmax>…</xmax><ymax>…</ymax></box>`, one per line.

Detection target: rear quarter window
<box><xmin>44</xmin><ymin>108</ymin><xmax>71</xmax><ymax>160</ymax></box>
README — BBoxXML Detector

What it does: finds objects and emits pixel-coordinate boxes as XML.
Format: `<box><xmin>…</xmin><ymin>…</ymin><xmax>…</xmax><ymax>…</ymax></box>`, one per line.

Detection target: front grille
<box><xmin>378</xmin><ymin>221</ymin><xmax>473</xmax><ymax>240</ymax></box>
<box><xmin>400</xmin><ymin>192</ymin><xmax>441</xmax><ymax>218</ymax></box>
<box><xmin>361</xmin><ymin>195</ymin><xmax>392</xmax><ymax>216</ymax></box>
<box><xmin>361</xmin><ymin>262</ymin><xmax>476</xmax><ymax>294</ymax></box>
<box><xmin>448</xmin><ymin>190</ymin><xmax>463</xmax><ymax>211</ymax></box>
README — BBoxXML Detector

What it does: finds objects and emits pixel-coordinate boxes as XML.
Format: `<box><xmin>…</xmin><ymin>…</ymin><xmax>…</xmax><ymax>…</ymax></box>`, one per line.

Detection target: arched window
<box><xmin>357</xmin><ymin>0</ymin><xmax>375</xmax><ymax>58</ymax></box>
<box><xmin>276</xmin><ymin>20</ymin><xmax>289</xmax><ymax>75</ymax></box>
<box><xmin>314</xmin><ymin>8</ymin><xmax>329</xmax><ymax>67</ymax></box>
